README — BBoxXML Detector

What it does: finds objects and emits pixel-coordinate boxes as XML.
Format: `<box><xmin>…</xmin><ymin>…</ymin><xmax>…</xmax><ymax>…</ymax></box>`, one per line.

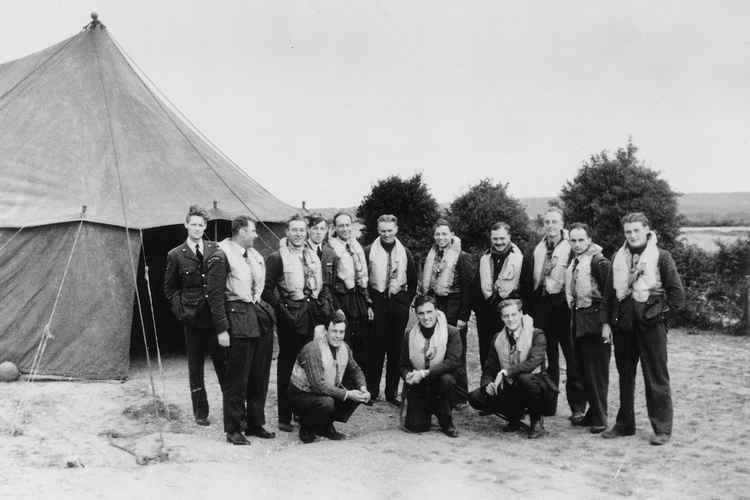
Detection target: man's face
<box><xmin>334</xmin><ymin>214</ymin><xmax>352</xmax><ymax>240</ymax></box>
<box><xmin>569</xmin><ymin>228</ymin><xmax>591</xmax><ymax>255</ymax></box>
<box><xmin>185</xmin><ymin>215</ymin><xmax>207</xmax><ymax>241</ymax></box>
<box><xmin>287</xmin><ymin>220</ymin><xmax>307</xmax><ymax>247</ymax></box>
<box><xmin>238</xmin><ymin>222</ymin><xmax>257</xmax><ymax>249</ymax></box>
<box><xmin>543</xmin><ymin>211</ymin><xmax>564</xmax><ymax>238</ymax></box>
<box><xmin>309</xmin><ymin>221</ymin><xmax>328</xmax><ymax>245</ymax></box>
<box><xmin>490</xmin><ymin>227</ymin><xmax>511</xmax><ymax>252</ymax></box>
<box><xmin>433</xmin><ymin>225</ymin><xmax>451</xmax><ymax>249</ymax></box>
<box><xmin>624</xmin><ymin>221</ymin><xmax>649</xmax><ymax>247</ymax></box>
<box><xmin>500</xmin><ymin>303</ymin><xmax>522</xmax><ymax>331</ymax></box>
<box><xmin>326</xmin><ymin>321</ymin><xmax>346</xmax><ymax>348</ymax></box>
<box><xmin>378</xmin><ymin>221</ymin><xmax>398</xmax><ymax>244</ymax></box>
<box><xmin>416</xmin><ymin>302</ymin><xmax>437</xmax><ymax>329</ymax></box>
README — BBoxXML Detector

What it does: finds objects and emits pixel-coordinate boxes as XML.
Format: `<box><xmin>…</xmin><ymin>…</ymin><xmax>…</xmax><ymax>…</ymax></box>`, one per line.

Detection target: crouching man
<box><xmin>400</xmin><ymin>295</ymin><xmax>462</xmax><ymax>437</ymax></box>
<box><xmin>468</xmin><ymin>299</ymin><xmax>557</xmax><ymax>439</ymax></box>
<box><xmin>287</xmin><ymin>311</ymin><xmax>371</xmax><ymax>443</ymax></box>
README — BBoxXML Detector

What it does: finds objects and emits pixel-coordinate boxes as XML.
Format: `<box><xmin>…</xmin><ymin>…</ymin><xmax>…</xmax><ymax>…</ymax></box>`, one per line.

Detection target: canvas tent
<box><xmin>0</xmin><ymin>17</ymin><xmax>297</xmax><ymax>379</ymax></box>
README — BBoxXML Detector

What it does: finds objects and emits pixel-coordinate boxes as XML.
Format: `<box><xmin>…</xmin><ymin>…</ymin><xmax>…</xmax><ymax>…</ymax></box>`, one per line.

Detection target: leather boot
<box><xmin>528</xmin><ymin>414</ymin><xmax>548</xmax><ymax>439</ymax></box>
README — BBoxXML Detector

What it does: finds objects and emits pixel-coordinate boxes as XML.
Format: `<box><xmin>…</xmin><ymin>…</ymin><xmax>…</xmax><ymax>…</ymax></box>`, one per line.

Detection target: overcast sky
<box><xmin>1</xmin><ymin>1</ymin><xmax>748</xmax><ymax>208</ymax></box>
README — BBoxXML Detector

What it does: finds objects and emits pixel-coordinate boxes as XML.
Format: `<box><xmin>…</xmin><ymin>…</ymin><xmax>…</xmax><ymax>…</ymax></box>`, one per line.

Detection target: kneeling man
<box><xmin>400</xmin><ymin>295</ymin><xmax>462</xmax><ymax>437</ymax></box>
<box><xmin>287</xmin><ymin>311</ymin><xmax>371</xmax><ymax>443</ymax></box>
<box><xmin>468</xmin><ymin>299</ymin><xmax>556</xmax><ymax>439</ymax></box>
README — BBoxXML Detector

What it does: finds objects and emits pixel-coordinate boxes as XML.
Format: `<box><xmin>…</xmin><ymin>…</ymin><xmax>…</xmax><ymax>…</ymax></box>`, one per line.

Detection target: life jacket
<box><xmin>328</xmin><ymin>237</ymin><xmax>368</xmax><ymax>290</ymax></box>
<box><xmin>533</xmin><ymin>230</ymin><xmax>571</xmax><ymax>294</ymax></box>
<box><xmin>493</xmin><ymin>314</ymin><xmax>540</xmax><ymax>374</ymax></box>
<box><xmin>407</xmin><ymin>310</ymin><xmax>449</xmax><ymax>370</ymax></box>
<box><xmin>217</xmin><ymin>239</ymin><xmax>265</xmax><ymax>302</ymax></box>
<box><xmin>278</xmin><ymin>237</ymin><xmax>322</xmax><ymax>300</ymax></box>
<box><xmin>289</xmin><ymin>339</ymin><xmax>349</xmax><ymax>392</ymax></box>
<box><xmin>368</xmin><ymin>237</ymin><xmax>408</xmax><ymax>295</ymax></box>
<box><xmin>422</xmin><ymin>237</ymin><xmax>462</xmax><ymax>296</ymax></box>
<box><xmin>565</xmin><ymin>243</ymin><xmax>604</xmax><ymax>309</ymax></box>
<box><xmin>479</xmin><ymin>243</ymin><xmax>523</xmax><ymax>299</ymax></box>
<box><xmin>612</xmin><ymin>232</ymin><xmax>662</xmax><ymax>303</ymax></box>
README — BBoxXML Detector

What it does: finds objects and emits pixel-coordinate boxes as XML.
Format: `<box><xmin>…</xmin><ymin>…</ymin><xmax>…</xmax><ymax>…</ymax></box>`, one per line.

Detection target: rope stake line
<box><xmin>0</xmin><ymin>225</ymin><xmax>26</xmax><ymax>256</ymax></box>
<box><xmin>139</xmin><ymin>227</ymin><xmax>167</xmax><ymax>399</ymax></box>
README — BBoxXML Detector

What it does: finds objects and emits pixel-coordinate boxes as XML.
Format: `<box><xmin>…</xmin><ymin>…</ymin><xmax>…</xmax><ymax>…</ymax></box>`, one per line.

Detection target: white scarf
<box><xmin>565</xmin><ymin>243</ymin><xmax>603</xmax><ymax>309</ymax></box>
<box><xmin>493</xmin><ymin>314</ymin><xmax>540</xmax><ymax>375</ymax></box>
<box><xmin>278</xmin><ymin>237</ymin><xmax>322</xmax><ymax>300</ymax></box>
<box><xmin>612</xmin><ymin>232</ymin><xmax>662</xmax><ymax>303</ymax></box>
<box><xmin>479</xmin><ymin>243</ymin><xmax>524</xmax><ymax>300</ymax></box>
<box><xmin>329</xmin><ymin>236</ymin><xmax>369</xmax><ymax>290</ymax></box>
<box><xmin>408</xmin><ymin>310</ymin><xmax>449</xmax><ymax>370</ymax></box>
<box><xmin>368</xmin><ymin>237</ymin><xmax>408</xmax><ymax>295</ymax></box>
<box><xmin>421</xmin><ymin>236</ymin><xmax>461</xmax><ymax>296</ymax></box>
<box><xmin>533</xmin><ymin>231</ymin><xmax>571</xmax><ymax>294</ymax></box>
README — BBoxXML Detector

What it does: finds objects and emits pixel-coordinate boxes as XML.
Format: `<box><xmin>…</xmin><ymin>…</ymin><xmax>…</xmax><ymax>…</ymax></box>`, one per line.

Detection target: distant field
<box><xmin>679</xmin><ymin>226</ymin><xmax>750</xmax><ymax>252</ymax></box>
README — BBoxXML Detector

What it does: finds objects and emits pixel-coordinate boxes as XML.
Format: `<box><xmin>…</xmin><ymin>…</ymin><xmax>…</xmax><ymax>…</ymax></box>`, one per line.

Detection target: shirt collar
<box><xmin>187</xmin><ymin>238</ymin><xmax>204</xmax><ymax>254</ymax></box>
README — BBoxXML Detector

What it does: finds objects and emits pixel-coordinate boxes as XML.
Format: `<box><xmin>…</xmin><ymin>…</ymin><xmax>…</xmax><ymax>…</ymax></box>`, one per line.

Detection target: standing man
<box><xmin>602</xmin><ymin>212</ymin><xmax>685</xmax><ymax>445</ymax></box>
<box><xmin>468</xmin><ymin>299</ymin><xmax>555</xmax><ymax>439</ymax></box>
<box><xmin>422</xmin><ymin>219</ymin><xmax>474</xmax><ymax>405</ymax></box>
<box><xmin>400</xmin><ymin>295</ymin><xmax>462</xmax><ymax>437</ymax></box>
<box><xmin>263</xmin><ymin>214</ymin><xmax>323</xmax><ymax>433</ymax></box>
<box><xmin>288</xmin><ymin>311</ymin><xmax>370</xmax><ymax>443</ymax></box>
<box><xmin>164</xmin><ymin>205</ymin><xmax>227</xmax><ymax>427</ymax></box>
<box><xmin>522</xmin><ymin>207</ymin><xmax>586</xmax><ymax>419</ymax></box>
<box><xmin>565</xmin><ymin>223</ymin><xmax>611</xmax><ymax>434</ymax></box>
<box><xmin>217</xmin><ymin>216</ymin><xmax>276</xmax><ymax>445</ymax></box>
<box><xmin>474</xmin><ymin>222</ymin><xmax>524</xmax><ymax>368</ymax></box>
<box><xmin>327</xmin><ymin>212</ymin><xmax>372</xmax><ymax>368</ymax></box>
<box><xmin>306</xmin><ymin>213</ymin><xmax>337</xmax><ymax>324</ymax></box>
<box><xmin>365</xmin><ymin>214</ymin><xmax>418</xmax><ymax>406</ymax></box>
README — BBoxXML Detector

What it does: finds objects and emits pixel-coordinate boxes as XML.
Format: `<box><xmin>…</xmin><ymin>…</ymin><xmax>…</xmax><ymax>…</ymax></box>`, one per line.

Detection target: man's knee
<box><xmin>438</xmin><ymin>373</ymin><xmax>456</xmax><ymax>390</ymax></box>
<box><xmin>313</xmin><ymin>396</ymin><xmax>336</xmax><ymax>414</ymax></box>
<box><xmin>468</xmin><ymin>388</ymin><xmax>488</xmax><ymax>411</ymax></box>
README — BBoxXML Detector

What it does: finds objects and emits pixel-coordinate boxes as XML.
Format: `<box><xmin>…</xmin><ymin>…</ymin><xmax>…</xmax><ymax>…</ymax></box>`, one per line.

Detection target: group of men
<box><xmin>164</xmin><ymin>204</ymin><xmax>684</xmax><ymax>447</ymax></box>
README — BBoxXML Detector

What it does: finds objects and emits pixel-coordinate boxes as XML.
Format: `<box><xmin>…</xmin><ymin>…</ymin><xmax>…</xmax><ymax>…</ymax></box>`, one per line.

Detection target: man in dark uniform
<box><xmin>364</xmin><ymin>214</ymin><xmax>418</xmax><ymax>406</ymax></box>
<box><xmin>306</xmin><ymin>213</ymin><xmax>337</xmax><ymax>324</ymax></box>
<box><xmin>602</xmin><ymin>212</ymin><xmax>685</xmax><ymax>446</ymax></box>
<box><xmin>163</xmin><ymin>205</ymin><xmax>228</xmax><ymax>426</ymax></box>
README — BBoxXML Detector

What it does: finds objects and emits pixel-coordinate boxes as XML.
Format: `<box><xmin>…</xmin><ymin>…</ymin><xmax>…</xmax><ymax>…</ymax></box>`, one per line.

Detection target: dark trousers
<box><xmin>531</xmin><ymin>293</ymin><xmax>586</xmax><ymax>414</ymax></box>
<box><xmin>473</xmin><ymin>300</ymin><xmax>501</xmax><ymax>370</ymax></box>
<box><xmin>287</xmin><ymin>387</ymin><xmax>360</xmax><ymax>432</ymax></box>
<box><xmin>276</xmin><ymin>299</ymin><xmax>314</xmax><ymax>424</ymax></box>
<box><xmin>436</xmin><ymin>294</ymin><xmax>469</xmax><ymax>401</ymax></box>
<box><xmin>367</xmin><ymin>290</ymin><xmax>410</xmax><ymax>399</ymax></box>
<box><xmin>468</xmin><ymin>373</ymin><xmax>550</xmax><ymax>419</ymax></box>
<box><xmin>403</xmin><ymin>373</ymin><xmax>456</xmax><ymax>432</ymax></box>
<box><xmin>334</xmin><ymin>289</ymin><xmax>370</xmax><ymax>370</ymax></box>
<box><xmin>613</xmin><ymin>319</ymin><xmax>673</xmax><ymax>435</ymax></box>
<box><xmin>184</xmin><ymin>325</ymin><xmax>227</xmax><ymax>419</ymax></box>
<box><xmin>574</xmin><ymin>335</ymin><xmax>611</xmax><ymax>427</ymax></box>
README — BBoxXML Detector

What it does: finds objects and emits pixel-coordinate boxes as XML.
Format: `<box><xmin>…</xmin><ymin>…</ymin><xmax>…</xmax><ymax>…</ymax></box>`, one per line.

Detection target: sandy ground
<box><xmin>1</xmin><ymin>321</ymin><xmax>748</xmax><ymax>500</ymax></box>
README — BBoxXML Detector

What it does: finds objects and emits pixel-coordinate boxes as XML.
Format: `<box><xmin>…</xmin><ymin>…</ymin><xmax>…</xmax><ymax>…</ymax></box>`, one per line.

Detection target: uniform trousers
<box><xmin>276</xmin><ymin>298</ymin><xmax>314</xmax><ymax>424</ymax></box>
<box><xmin>367</xmin><ymin>290</ymin><xmax>410</xmax><ymax>400</ymax></box>
<box><xmin>403</xmin><ymin>373</ymin><xmax>456</xmax><ymax>432</ymax></box>
<box><xmin>436</xmin><ymin>293</ymin><xmax>469</xmax><ymax>402</ymax></box>
<box><xmin>287</xmin><ymin>386</ymin><xmax>360</xmax><ymax>433</ymax></box>
<box><xmin>468</xmin><ymin>373</ymin><xmax>552</xmax><ymax>420</ymax></box>
<box><xmin>574</xmin><ymin>334</ymin><xmax>611</xmax><ymax>428</ymax></box>
<box><xmin>184</xmin><ymin>325</ymin><xmax>227</xmax><ymax>420</ymax></box>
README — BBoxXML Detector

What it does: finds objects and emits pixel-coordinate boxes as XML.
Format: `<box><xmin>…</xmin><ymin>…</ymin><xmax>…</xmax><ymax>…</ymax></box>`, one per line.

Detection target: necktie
<box><xmin>571</xmin><ymin>257</ymin><xmax>580</xmax><ymax>306</ymax></box>
<box><xmin>195</xmin><ymin>244</ymin><xmax>203</xmax><ymax>265</ymax></box>
<box><xmin>317</xmin><ymin>246</ymin><xmax>322</xmax><ymax>260</ymax></box>
<box><xmin>243</xmin><ymin>249</ymin><xmax>248</xmax><ymax>260</ymax></box>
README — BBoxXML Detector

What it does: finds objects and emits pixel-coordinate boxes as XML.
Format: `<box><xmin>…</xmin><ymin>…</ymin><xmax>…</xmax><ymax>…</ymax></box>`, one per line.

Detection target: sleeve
<box><xmin>261</xmin><ymin>252</ymin><xmax>282</xmax><ymax>310</ymax></box>
<box><xmin>506</xmin><ymin>329</ymin><xmax>547</xmax><ymax>378</ymax></box>
<box><xmin>456</xmin><ymin>252</ymin><xmax>474</xmax><ymax>322</ymax></box>
<box><xmin>342</xmin><ymin>345</ymin><xmax>367</xmax><ymax>390</ymax></box>
<box><xmin>300</xmin><ymin>346</ymin><xmax>348</xmax><ymax>400</ymax></box>
<box><xmin>519</xmin><ymin>251</ymin><xmax>536</xmax><ymax>307</ymax></box>
<box><xmin>659</xmin><ymin>250</ymin><xmax>686</xmax><ymax>312</ymax></box>
<box><xmin>400</xmin><ymin>334</ymin><xmax>412</xmax><ymax>380</ymax></box>
<box><xmin>405</xmin><ymin>247</ymin><xmax>418</xmax><ymax>302</ymax></box>
<box><xmin>601</xmin><ymin>265</ymin><xmax>617</xmax><ymax>325</ymax></box>
<box><xmin>205</xmin><ymin>250</ymin><xmax>229</xmax><ymax>334</ymax></box>
<box><xmin>426</xmin><ymin>327</ymin><xmax>462</xmax><ymax>378</ymax></box>
<box><xmin>593</xmin><ymin>255</ymin><xmax>612</xmax><ymax>324</ymax></box>
<box><xmin>163</xmin><ymin>251</ymin><xmax>180</xmax><ymax>302</ymax></box>
<box><xmin>480</xmin><ymin>334</ymin><xmax>501</xmax><ymax>387</ymax></box>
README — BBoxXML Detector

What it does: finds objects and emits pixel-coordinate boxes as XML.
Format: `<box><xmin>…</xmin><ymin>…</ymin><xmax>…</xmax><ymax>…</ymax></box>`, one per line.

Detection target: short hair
<box><xmin>621</xmin><ymin>212</ymin><xmax>650</xmax><ymax>228</ymax></box>
<box><xmin>433</xmin><ymin>218</ymin><xmax>451</xmax><ymax>231</ymax></box>
<box><xmin>332</xmin><ymin>212</ymin><xmax>352</xmax><ymax>226</ymax></box>
<box><xmin>377</xmin><ymin>214</ymin><xmax>398</xmax><ymax>225</ymax></box>
<box><xmin>307</xmin><ymin>213</ymin><xmax>328</xmax><ymax>228</ymax></box>
<box><xmin>413</xmin><ymin>294</ymin><xmax>437</xmax><ymax>310</ymax></box>
<box><xmin>328</xmin><ymin>309</ymin><xmax>347</xmax><ymax>327</ymax></box>
<box><xmin>185</xmin><ymin>204</ymin><xmax>209</xmax><ymax>223</ymax></box>
<box><xmin>231</xmin><ymin>215</ymin><xmax>255</xmax><ymax>236</ymax></box>
<box><xmin>498</xmin><ymin>298</ymin><xmax>523</xmax><ymax>313</ymax></box>
<box><xmin>544</xmin><ymin>206</ymin><xmax>564</xmax><ymax>220</ymax></box>
<box><xmin>490</xmin><ymin>221</ymin><xmax>511</xmax><ymax>233</ymax></box>
<box><xmin>287</xmin><ymin>213</ymin><xmax>308</xmax><ymax>229</ymax></box>
<box><xmin>569</xmin><ymin>222</ymin><xmax>591</xmax><ymax>237</ymax></box>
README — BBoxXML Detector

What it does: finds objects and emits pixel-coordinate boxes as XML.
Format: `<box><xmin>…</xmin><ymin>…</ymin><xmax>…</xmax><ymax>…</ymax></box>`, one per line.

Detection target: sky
<box><xmin>1</xmin><ymin>1</ymin><xmax>748</xmax><ymax>208</ymax></box>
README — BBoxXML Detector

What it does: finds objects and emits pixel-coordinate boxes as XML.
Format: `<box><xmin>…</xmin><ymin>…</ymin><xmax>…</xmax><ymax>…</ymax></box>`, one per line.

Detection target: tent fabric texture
<box><xmin>0</xmin><ymin>22</ymin><xmax>295</xmax><ymax>379</ymax></box>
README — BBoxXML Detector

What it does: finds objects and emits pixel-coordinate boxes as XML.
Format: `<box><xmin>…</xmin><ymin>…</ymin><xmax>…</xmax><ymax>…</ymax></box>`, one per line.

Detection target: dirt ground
<box><xmin>1</xmin><ymin>321</ymin><xmax>748</xmax><ymax>500</ymax></box>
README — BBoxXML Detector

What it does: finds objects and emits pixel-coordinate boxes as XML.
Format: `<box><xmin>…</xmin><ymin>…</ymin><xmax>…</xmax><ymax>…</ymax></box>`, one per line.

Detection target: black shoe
<box><xmin>649</xmin><ymin>433</ymin><xmax>671</xmax><ymax>446</ymax></box>
<box><xmin>226</xmin><ymin>432</ymin><xmax>250</xmax><ymax>445</ymax></box>
<box><xmin>441</xmin><ymin>426</ymin><xmax>458</xmax><ymax>438</ymax></box>
<box><xmin>590</xmin><ymin>425</ymin><xmax>607</xmax><ymax>434</ymax></box>
<box><xmin>601</xmin><ymin>425</ymin><xmax>636</xmax><ymax>439</ymax></box>
<box><xmin>278</xmin><ymin>421</ymin><xmax>294</xmax><ymax>433</ymax></box>
<box><xmin>245</xmin><ymin>426</ymin><xmax>276</xmax><ymax>439</ymax></box>
<box><xmin>528</xmin><ymin>415</ymin><xmax>548</xmax><ymax>439</ymax></box>
<box><xmin>385</xmin><ymin>396</ymin><xmax>401</xmax><ymax>407</ymax></box>
<box><xmin>320</xmin><ymin>423</ymin><xmax>346</xmax><ymax>441</ymax></box>
<box><xmin>570</xmin><ymin>411</ymin><xmax>589</xmax><ymax>426</ymax></box>
<box><xmin>195</xmin><ymin>417</ymin><xmax>210</xmax><ymax>427</ymax></box>
<box><xmin>299</xmin><ymin>427</ymin><xmax>316</xmax><ymax>444</ymax></box>
<box><xmin>502</xmin><ymin>420</ymin><xmax>522</xmax><ymax>433</ymax></box>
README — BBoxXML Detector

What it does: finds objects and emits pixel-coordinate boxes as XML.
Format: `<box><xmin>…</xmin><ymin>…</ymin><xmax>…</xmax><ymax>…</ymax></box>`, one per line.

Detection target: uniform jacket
<box><xmin>569</xmin><ymin>252</ymin><xmax>611</xmax><ymax>337</ymax></box>
<box><xmin>399</xmin><ymin>324</ymin><xmax>462</xmax><ymax>381</ymax></box>
<box><xmin>480</xmin><ymin>328</ymin><xmax>547</xmax><ymax>386</ymax></box>
<box><xmin>363</xmin><ymin>241</ymin><xmax>418</xmax><ymax>307</ymax></box>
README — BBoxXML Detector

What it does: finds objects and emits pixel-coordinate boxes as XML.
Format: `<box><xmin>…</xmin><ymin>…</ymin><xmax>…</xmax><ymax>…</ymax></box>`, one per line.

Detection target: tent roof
<box><xmin>0</xmin><ymin>23</ymin><xmax>297</xmax><ymax>229</ymax></box>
